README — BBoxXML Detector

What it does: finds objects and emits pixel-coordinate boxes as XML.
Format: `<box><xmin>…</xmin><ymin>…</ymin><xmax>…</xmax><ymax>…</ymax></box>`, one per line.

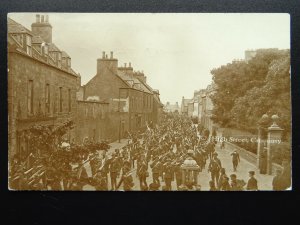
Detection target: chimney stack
<box><xmin>129</xmin><ymin>62</ymin><xmax>131</xmax><ymax>67</ymax></box>
<box><xmin>36</xmin><ymin>14</ymin><xmax>40</xmax><ymax>23</ymax></box>
<box><xmin>110</xmin><ymin>51</ymin><xmax>113</xmax><ymax>59</ymax></box>
<box><xmin>105</xmin><ymin>54</ymin><xmax>108</xmax><ymax>59</ymax></box>
<box><xmin>32</xmin><ymin>14</ymin><xmax>52</xmax><ymax>43</ymax></box>
<box><xmin>124</xmin><ymin>63</ymin><xmax>127</xmax><ymax>68</ymax></box>
<box><xmin>102</xmin><ymin>51</ymin><xmax>105</xmax><ymax>59</ymax></box>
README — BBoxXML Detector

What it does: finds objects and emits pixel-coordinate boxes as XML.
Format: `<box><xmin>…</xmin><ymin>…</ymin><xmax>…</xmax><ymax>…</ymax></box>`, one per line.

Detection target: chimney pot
<box><xmin>105</xmin><ymin>54</ymin><xmax>108</xmax><ymax>59</ymax></box>
<box><xmin>102</xmin><ymin>51</ymin><xmax>105</xmax><ymax>59</ymax></box>
<box><xmin>129</xmin><ymin>62</ymin><xmax>131</xmax><ymax>67</ymax></box>
<box><xmin>36</xmin><ymin>14</ymin><xmax>40</xmax><ymax>23</ymax></box>
<box><xmin>41</xmin><ymin>15</ymin><xmax>44</xmax><ymax>23</ymax></box>
<box><xmin>110</xmin><ymin>51</ymin><xmax>113</xmax><ymax>59</ymax></box>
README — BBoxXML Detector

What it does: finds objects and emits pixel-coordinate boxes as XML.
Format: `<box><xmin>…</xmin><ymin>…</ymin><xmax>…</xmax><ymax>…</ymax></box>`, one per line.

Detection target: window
<box><xmin>45</xmin><ymin>84</ymin><xmax>50</xmax><ymax>113</ymax></box>
<box><xmin>27</xmin><ymin>80</ymin><xmax>33</xmax><ymax>114</ymax></box>
<box><xmin>42</xmin><ymin>44</ymin><xmax>48</xmax><ymax>55</ymax></box>
<box><xmin>26</xmin><ymin>35</ymin><xmax>32</xmax><ymax>56</ymax></box>
<box><xmin>57</xmin><ymin>53</ymin><xmax>62</xmax><ymax>68</ymax></box>
<box><xmin>59</xmin><ymin>87</ymin><xmax>63</xmax><ymax>112</ymax></box>
<box><xmin>92</xmin><ymin>104</ymin><xmax>96</xmax><ymax>118</ymax></box>
<box><xmin>12</xmin><ymin>34</ymin><xmax>23</xmax><ymax>47</ymax></box>
<box><xmin>68</xmin><ymin>89</ymin><xmax>71</xmax><ymax>112</ymax></box>
<box><xmin>67</xmin><ymin>58</ymin><xmax>71</xmax><ymax>67</ymax></box>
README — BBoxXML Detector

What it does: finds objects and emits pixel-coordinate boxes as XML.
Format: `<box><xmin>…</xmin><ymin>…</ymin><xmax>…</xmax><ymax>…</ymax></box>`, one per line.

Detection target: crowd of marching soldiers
<box><xmin>10</xmin><ymin>113</ymin><xmax>286</xmax><ymax>191</ymax></box>
<box><xmin>88</xmin><ymin>114</ymin><xmax>260</xmax><ymax>191</ymax></box>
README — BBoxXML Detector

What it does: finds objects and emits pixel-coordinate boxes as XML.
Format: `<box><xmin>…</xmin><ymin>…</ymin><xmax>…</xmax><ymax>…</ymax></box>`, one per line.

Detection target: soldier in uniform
<box><xmin>94</xmin><ymin>169</ymin><xmax>108</xmax><ymax>191</ymax></box>
<box><xmin>163</xmin><ymin>160</ymin><xmax>174</xmax><ymax>191</ymax></box>
<box><xmin>150</xmin><ymin>157</ymin><xmax>161</xmax><ymax>185</ymax></box>
<box><xmin>218</xmin><ymin>168</ymin><xmax>227</xmax><ymax>190</ymax></box>
<box><xmin>208</xmin><ymin>153</ymin><xmax>222</xmax><ymax>186</ymax></box>
<box><xmin>137</xmin><ymin>157</ymin><xmax>148</xmax><ymax>190</ymax></box>
<box><xmin>109</xmin><ymin>153</ymin><xmax>120</xmax><ymax>191</ymax></box>
<box><xmin>174</xmin><ymin>161</ymin><xmax>183</xmax><ymax>190</ymax></box>
<box><xmin>116</xmin><ymin>164</ymin><xmax>134</xmax><ymax>191</ymax></box>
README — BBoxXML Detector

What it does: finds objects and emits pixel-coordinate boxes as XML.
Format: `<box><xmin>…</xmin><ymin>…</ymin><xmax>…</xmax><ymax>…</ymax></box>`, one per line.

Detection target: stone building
<box><xmin>181</xmin><ymin>97</ymin><xmax>193</xmax><ymax>115</ymax></box>
<box><xmin>81</xmin><ymin>52</ymin><xmax>162</xmax><ymax>141</ymax></box>
<box><xmin>245</xmin><ymin>49</ymin><xmax>257</xmax><ymax>62</ymax></box>
<box><xmin>201</xmin><ymin>83</ymin><xmax>217</xmax><ymax>133</ymax></box>
<box><xmin>75</xmin><ymin>100</ymin><xmax>110</xmax><ymax>143</ymax></box>
<box><xmin>164</xmin><ymin>102</ymin><xmax>180</xmax><ymax>113</ymax></box>
<box><xmin>8</xmin><ymin>16</ymin><xmax>80</xmax><ymax>159</ymax></box>
<box><xmin>8</xmin><ymin>14</ymin><xmax>162</xmax><ymax>154</ymax></box>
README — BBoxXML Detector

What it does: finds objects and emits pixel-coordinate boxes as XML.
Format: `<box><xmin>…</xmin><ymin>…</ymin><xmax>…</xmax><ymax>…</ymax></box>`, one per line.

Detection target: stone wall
<box><xmin>8</xmin><ymin>51</ymin><xmax>78</xmax><ymax>158</ymax></box>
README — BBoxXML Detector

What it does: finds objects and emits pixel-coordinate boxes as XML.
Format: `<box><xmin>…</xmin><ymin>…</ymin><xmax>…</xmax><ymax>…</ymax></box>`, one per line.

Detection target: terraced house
<box><xmin>8</xmin><ymin>15</ymin><xmax>163</xmax><ymax>156</ymax></box>
<box><xmin>8</xmin><ymin>15</ymin><xmax>81</xmax><ymax>159</ymax></box>
<box><xmin>80</xmin><ymin>51</ymin><xmax>163</xmax><ymax>141</ymax></box>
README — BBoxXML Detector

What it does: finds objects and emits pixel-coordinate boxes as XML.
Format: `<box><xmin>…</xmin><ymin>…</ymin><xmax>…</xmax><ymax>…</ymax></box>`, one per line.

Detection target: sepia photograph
<box><xmin>7</xmin><ymin>13</ymin><xmax>291</xmax><ymax>191</ymax></box>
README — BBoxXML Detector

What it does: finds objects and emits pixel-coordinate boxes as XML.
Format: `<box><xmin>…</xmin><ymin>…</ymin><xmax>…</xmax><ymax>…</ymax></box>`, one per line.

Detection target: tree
<box><xmin>211</xmin><ymin>48</ymin><xmax>290</xmax><ymax>139</ymax></box>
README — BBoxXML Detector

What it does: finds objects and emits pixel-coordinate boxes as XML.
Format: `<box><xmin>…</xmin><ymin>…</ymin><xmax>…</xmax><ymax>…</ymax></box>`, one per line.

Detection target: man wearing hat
<box><xmin>109</xmin><ymin>153</ymin><xmax>120</xmax><ymax>190</ymax></box>
<box><xmin>208</xmin><ymin>153</ymin><xmax>222</xmax><ymax>186</ymax></box>
<box><xmin>246</xmin><ymin>171</ymin><xmax>258</xmax><ymax>191</ymax></box>
<box><xmin>230</xmin><ymin>150</ymin><xmax>240</xmax><ymax>172</ymax></box>
<box><xmin>272</xmin><ymin>169</ymin><xmax>284</xmax><ymax>190</ymax></box>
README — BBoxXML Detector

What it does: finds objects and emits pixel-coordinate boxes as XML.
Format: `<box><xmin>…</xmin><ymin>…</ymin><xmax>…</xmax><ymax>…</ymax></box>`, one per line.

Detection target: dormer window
<box><xmin>42</xmin><ymin>43</ymin><xmax>48</xmax><ymax>55</ymax></box>
<box><xmin>67</xmin><ymin>58</ymin><xmax>71</xmax><ymax>67</ymax></box>
<box><xmin>57</xmin><ymin>52</ymin><xmax>61</xmax><ymax>68</ymax></box>
<box><xmin>11</xmin><ymin>34</ymin><xmax>23</xmax><ymax>47</ymax></box>
<box><xmin>26</xmin><ymin>35</ymin><xmax>32</xmax><ymax>56</ymax></box>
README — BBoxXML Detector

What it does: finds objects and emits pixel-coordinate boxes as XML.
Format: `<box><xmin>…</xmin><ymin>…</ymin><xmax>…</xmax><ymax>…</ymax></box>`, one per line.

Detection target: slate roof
<box><xmin>7</xmin><ymin>17</ymin><xmax>32</xmax><ymax>35</ymax></box>
<box><xmin>48</xmin><ymin>43</ymin><xmax>61</xmax><ymax>52</ymax></box>
<box><xmin>117</xmin><ymin>72</ymin><xmax>152</xmax><ymax>94</ymax></box>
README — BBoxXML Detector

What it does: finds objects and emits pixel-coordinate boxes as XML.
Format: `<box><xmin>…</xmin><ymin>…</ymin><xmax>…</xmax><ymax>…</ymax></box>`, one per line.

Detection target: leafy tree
<box><xmin>211</xmin><ymin>48</ymin><xmax>290</xmax><ymax>140</ymax></box>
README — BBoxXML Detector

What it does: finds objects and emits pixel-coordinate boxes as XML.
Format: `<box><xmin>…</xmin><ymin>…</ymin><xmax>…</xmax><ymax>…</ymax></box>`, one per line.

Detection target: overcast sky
<box><xmin>8</xmin><ymin>13</ymin><xmax>290</xmax><ymax>104</ymax></box>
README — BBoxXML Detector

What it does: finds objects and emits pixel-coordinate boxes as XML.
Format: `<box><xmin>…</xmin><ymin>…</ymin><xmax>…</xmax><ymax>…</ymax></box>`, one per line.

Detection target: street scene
<box><xmin>8</xmin><ymin>13</ymin><xmax>291</xmax><ymax>191</ymax></box>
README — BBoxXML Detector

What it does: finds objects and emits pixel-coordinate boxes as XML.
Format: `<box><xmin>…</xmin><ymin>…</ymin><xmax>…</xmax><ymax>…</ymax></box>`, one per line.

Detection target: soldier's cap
<box><xmin>230</xmin><ymin>174</ymin><xmax>237</xmax><ymax>178</ymax></box>
<box><xmin>213</xmin><ymin>152</ymin><xmax>218</xmax><ymax>156</ymax></box>
<box><xmin>249</xmin><ymin>171</ymin><xmax>255</xmax><ymax>175</ymax></box>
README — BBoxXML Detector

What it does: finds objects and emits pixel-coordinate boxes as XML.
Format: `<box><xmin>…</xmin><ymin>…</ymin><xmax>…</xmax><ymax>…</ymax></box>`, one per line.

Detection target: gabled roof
<box><xmin>117</xmin><ymin>72</ymin><xmax>152</xmax><ymax>94</ymax></box>
<box><xmin>7</xmin><ymin>17</ymin><xmax>32</xmax><ymax>35</ymax></box>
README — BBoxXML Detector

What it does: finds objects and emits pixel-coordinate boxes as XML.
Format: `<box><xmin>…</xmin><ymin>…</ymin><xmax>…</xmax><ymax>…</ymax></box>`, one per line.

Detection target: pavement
<box><xmin>83</xmin><ymin>138</ymin><xmax>274</xmax><ymax>191</ymax></box>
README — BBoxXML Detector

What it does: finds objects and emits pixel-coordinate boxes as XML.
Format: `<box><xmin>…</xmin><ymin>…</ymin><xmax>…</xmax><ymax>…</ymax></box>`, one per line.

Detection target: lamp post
<box><xmin>267</xmin><ymin>115</ymin><xmax>283</xmax><ymax>175</ymax></box>
<box><xmin>257</xmin><ymin>114</ymin><xmax>269</xmax><ymax>171</ymax></box>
